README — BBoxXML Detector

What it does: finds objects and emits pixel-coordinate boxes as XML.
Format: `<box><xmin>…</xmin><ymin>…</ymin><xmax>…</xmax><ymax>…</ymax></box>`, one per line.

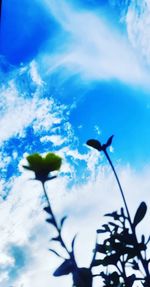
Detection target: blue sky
<box><xmin>0</xmin><ymin>0</ymin><xmax>150</xmax><ymax>286</ymax></box>
<box><xmin>1</xmin><ymin>0</ymin><xmax>150</xmax><ymax>167</ymax></box>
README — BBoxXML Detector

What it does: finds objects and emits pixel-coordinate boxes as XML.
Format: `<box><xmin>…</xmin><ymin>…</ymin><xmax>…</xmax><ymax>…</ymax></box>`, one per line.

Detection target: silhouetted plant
<box><xmin>23</xmin><ymin>152</ymin><xmax>93</xmax><ymax>287</ymax></box>
<box><xmin>87</xmin><ymin>136</ymin><xmax>150</xmax><ymax>286</ymax></box>
<box><xmin>23</xmin><ymin>138</ymin><xmax>150</xmax><ymax>287</ymax></box>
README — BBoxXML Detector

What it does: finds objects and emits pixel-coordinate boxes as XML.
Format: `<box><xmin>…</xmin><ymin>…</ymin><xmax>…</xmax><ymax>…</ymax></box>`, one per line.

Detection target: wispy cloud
<box><xmin>126</xmin><ymin>0</ymin><xmax>150</xmax><ymax>66</ymax></box>
<box><xmin>0</xmin><ymin>64</ymin><xmax>59</xmax><ymax>144</ymax></box>
<box><xmin>40</xmin><ymin>0</ymin><xmax>150</xmax><ymax>86</ymax></box>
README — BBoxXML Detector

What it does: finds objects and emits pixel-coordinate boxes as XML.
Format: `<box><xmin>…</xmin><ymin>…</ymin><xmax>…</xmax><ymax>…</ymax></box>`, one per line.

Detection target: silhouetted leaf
<box><xmin>105</xmin><ymin>211</ymin><xmax>120</xmax><ymax>221</ymax></box>
<box><xmin>102</xmin><ymin>224</ymin><xmax>110</xmax><ymax>232</ymax></box>
<box><xmin>22</xmin><ymin>165</ymin><xmax>33</xmax><ymax>170</ymax></box>
<box><xmin>108</xmin><ymin>222</ymin><xmax>119</xmax><ymax>228</ymax></box>
<box><xmin>105</xmin><ymin>135</ymin><xmax>114</xmax><ymax>148</ymax></box>
<box><xmin>92</xmin><ymin>259</ymin><xmax>103</xmax><ymax>267</ymax></box>
<box><xmin>53</xmin><ymin>259</ymin><xmax>73</xmax><ymax>276</ymax></box>
<box><xmin>120</xmin><ymin>207</ymin><xmax>125</xmax><ymax>218</ymax></box>
<box><xmin>133</xmin><ymin>202</ymin><xmax>147</xmax><ymax>228</ymax></box>
<box><xmin>49</xmin><ymin>248</ymin><xmax>65</xmax><ymax>259</ymax></box>
<box><xmin>46</xmin><ymin>175</ymin><xmax>57</xmax><ymax>181</ymax></box>
<box><xmin>71</xmin><ymin>234</ymin><xmax>77</xmax><ymax>251</ymax></box>
<box><xmin>97</xmin><ymin>229</ymin><xmax>107</xmax><ymax>234</ymax></box>
<box><xmin>103</xmin><ymin>253</ymin><xmax>120</xmax><ymax>266</ymax></box>
<box><xmin>131</xmin><ymin>260</ymin><xmax>139</xmax><ymax>270</ymax></box>
<box><xmin>44</xmin><ymin>206</ymin><xmax>52</xmax><ymax>215</ymax></box>
<box><xmin>100</xmin><ymin>271</ymin><xmax>106</xmax><ymax>278</ymax></box>
<box><xmin>126</xmin><ymin>247</ymin><xmax>137</xmax><ymax>260</ymax></box>
<box><xmin>51</xmin><ymin>235</ymin><xmax>61</xmax><ymax>242</ymax></box>
<box><xmin>95</xmin><ymin>244</ymin><xmax>107</xmax><ymax>254</ymax></box>
<box><xmin>46</xmin><ymin>218</ymin><xmax>56</xmax><ymax>225</ymax></box>
<box><xmin>86</xmin><ymin>139</ymin><xmax>102</xmax><ymax>151</ymax></box>
<box><xmin>60</xmin><ymin>216</ymin><xmax>67</xmax><ymax>229</ymax></box>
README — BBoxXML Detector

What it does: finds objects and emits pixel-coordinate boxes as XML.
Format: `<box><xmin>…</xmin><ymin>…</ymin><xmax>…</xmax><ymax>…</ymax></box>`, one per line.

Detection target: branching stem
<box><xmin>42</xmin><ymin>182</ymin><xmax>71</xmax><ymax>257</ymax></box>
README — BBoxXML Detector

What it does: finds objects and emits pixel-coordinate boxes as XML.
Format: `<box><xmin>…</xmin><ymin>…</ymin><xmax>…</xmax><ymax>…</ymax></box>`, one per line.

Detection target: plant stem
<box><xmin>90</xmin><ymin>234</ymin><xmax>98</xmax><ymax>269</ymax></box>
<box><xmin>42</xmin><ymin>182</ymin><xmax>71</xmax><ymax>257</ymax></box>
<box><xmin>119</xmin><ymin>259</ymin><xmax>129</xmax><ymax>287</ymax></box>
<box><xmin>103</xmin><ymin>150</ymin><xmax>150</xmax><ymax>282</ymax></box>
<box><xmin>104</xmin><ymin>150</ymin><xmax>132</xmax><ymax>225</ymax></box>
<box><xmin>42</xmin><ymin>183</ymin><xmax>86</xmax><ymax>286</ymax></box>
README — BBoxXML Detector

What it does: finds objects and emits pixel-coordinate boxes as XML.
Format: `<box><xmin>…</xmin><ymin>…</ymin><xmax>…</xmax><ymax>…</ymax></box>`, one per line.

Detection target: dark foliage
<box><xmin>93</xmin><ymin>206</ymin><xmax>150</xmax><ymax>286</ymax></box>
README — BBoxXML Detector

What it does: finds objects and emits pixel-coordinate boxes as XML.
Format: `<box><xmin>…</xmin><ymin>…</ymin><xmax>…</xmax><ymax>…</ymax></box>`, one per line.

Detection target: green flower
<box><xmin>23</xmin><ymin>152</ymin><xmax>62</xmax><ymax>182</ymax></box>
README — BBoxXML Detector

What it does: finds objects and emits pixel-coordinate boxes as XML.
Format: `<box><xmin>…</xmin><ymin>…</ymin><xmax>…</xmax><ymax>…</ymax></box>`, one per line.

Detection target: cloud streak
<box><xmin>40</xmin><ymin>0</ymin><xmax>150</xmax><ymax>86</ymax></box>
<box><xmin>126</xmin><ymin>0</ymin><xmax>150</xmax><ymax>66</ymax></box>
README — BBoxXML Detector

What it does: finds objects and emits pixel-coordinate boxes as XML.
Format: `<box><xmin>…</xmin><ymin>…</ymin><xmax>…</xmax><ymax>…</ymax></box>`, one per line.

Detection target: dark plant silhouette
<box><xmin>23</xmin><ymin>152</ymin><xmax>93</xmax><ymax>287</ymax></box>
<box><xmin>87</xmin><ymin>136</ymin><xmax>150</xmax><ymax>286</ymax></box>
<box><xmin>23</xmin><ymin>138</ymin><xmax>150</xmax><ymax>287</ymax></box>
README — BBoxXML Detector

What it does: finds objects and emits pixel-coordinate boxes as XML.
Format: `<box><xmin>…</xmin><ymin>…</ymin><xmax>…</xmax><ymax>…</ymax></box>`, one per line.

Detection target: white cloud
<box><xmin>0</xmin><ymin>67</ymin><xmax>66</xmax><ymax>144</ymax></box>
<box><xmin>126</xmin><ymin>0</ymin><xmax>150</xmax><ymax>67</ymax></box>
<box><xmin>40</xmin><ymin>0</ymin><xmax>150</xmax><ymax>86</ymax></box>
<box><xmin>0</xmin><ymin>91</ymin><xmax>37</xmax><ymax>143</ymax></box>
<box><xmin>40</xmin><ymin>135</ymin><xmax>65</xmax><ymax>146</ymax></box>
<box><xmin>29</xmin><ymin>61</ymin><xmax>44</xmax><ymax>86</ymax></box>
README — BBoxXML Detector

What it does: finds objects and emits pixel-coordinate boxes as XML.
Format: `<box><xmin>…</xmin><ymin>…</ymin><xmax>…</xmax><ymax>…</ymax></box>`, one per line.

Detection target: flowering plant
<box><xmin>23</xmin><ymin>139</ymin><xmax>150</xmax><ymax>286</ymax></box>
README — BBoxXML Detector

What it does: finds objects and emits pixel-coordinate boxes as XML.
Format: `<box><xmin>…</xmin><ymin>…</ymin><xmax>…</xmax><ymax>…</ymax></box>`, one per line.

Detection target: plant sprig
<box><xmin>87</xmin><ymin>136</ymin><xmax>150</xmax><ymax>286</ymax></box>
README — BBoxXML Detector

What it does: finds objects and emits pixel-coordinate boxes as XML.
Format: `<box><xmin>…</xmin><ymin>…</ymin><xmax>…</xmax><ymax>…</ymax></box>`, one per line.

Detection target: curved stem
<box><xmin>104</xmin><ymin>150</ymin><xmax>132</xmax><ymax>225</ymax></box>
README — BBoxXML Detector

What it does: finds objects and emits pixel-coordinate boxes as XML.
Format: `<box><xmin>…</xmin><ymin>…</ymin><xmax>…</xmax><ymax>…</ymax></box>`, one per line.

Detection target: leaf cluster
<box><xmin>91</xmin><ymin>204</ymin><xmax>150</xmax><ymax>287</ymax></box>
